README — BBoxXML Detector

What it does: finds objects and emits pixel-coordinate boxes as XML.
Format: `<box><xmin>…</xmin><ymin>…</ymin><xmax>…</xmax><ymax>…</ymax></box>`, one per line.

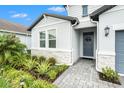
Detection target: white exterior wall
<box><xmin>72</xmin><ymin>27</ymin><xmax>80</xmax><ymax>63</ymax></box>
<box><xmin>31</xmin><ymin>16</ymin><xmax>73</xmax><ymax>65</ymax></box>
<box><xmin>66</xmin><ymin>5</ymin><xmax>102</xmax><ymax>29</ymax></box>
<box><xmin>16</xmin><ymin>34</ymin><xmax>31</xmax><ymax>49</ymax></box>
<box><xmin>97</xmin><ymin>5</ymin><xmax>124</xmax><ymax>71</ymax></box>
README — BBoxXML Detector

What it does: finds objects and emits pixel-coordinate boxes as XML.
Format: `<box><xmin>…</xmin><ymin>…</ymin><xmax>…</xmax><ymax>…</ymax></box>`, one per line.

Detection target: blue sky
<box><xmin>0</xmin><ymin>5</ymin><xmax>67</xmax><ymax>27</ymax></box>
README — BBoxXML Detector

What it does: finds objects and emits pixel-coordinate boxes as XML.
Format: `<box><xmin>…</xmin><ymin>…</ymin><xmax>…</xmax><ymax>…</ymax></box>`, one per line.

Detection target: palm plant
<box><xmin>36</xmin><ymin>62</ymin><xmax>51</xmax><ymax>77</ymax></box>
<box><xmin>24</xmin><ymin>58</ymin><xmax>37</xmax><ymax>71</ymax></box>
<box><xmin>0</xmin><ymin>34</ymin><xmax>26</xmax><ymax>65</ymax></box>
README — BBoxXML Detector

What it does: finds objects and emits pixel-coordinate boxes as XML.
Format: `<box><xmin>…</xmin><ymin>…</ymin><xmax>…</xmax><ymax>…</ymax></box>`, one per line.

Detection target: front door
<box><xmin>83</xmin><ymin>32</ymin><xmax>94</xmax><ymax>57</ymax></box>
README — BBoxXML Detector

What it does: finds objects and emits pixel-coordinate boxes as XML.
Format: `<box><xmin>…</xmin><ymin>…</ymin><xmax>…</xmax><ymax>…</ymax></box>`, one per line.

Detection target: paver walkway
<box><xmin>54</xmin><ymin>59</ymin><xmax>124</xmax><ymax>88</ymax></box>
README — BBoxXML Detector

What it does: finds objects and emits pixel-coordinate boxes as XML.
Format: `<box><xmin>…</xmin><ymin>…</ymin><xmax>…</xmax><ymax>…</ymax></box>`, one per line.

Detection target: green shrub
<box><xmin>24</xmin><ymin>58</ymin><xmax>37</xmax><ymax>71</ymax></box>
<box><xmin>36</xmin><ymin>62</ymin><xmax>51</xmax><ymax>76</ymax></box>
<box><xmin>31</xmin><ymin>80</ymin><xmax>56</xmax><ymax>88</ymax></box>
<box><xmin>32</xmin><ymin>55</ymin><xmax>38</xmax><ymax>61</ymax></box>
<box><xmin>3</xmin><ymin>68</ymin><xmax>35</xmax><ymax>88</ymax></box>
<box><xmin>102</xmin><ymin>66</ymin><xmax>119</xmax><ymax>82</ymax></box>
<box><xmin>47</xmin><ymin>57</ymin><xmax>56</xmax><ymax>66</ymax></box>
<box><xmin>54</xmin><ymin>64</ymin><xmax>68</xmax><ymax>73</ymax></box>
<box><xmin>47</xmin><ymin>70</ymin><xmax>58</xmax><ymax>80</ymax></box>
<box><xmin>27</xmin><ymin>49</ymin><xmax>31</xmax><ymax>54</ymax></box>
<box><xmin>0</xmin><ymin>76</ymin><xmax>11</xmax><ymax>88</ymax></box>
<box><xmin>0</xmin><ymin>34</ymin><xmax>26</xmax><ymax>64</ymax></box>
<box><xmin>39</xmin><ymin>56</ymin><xmax>46</xmax><ymax>64</ymax></box>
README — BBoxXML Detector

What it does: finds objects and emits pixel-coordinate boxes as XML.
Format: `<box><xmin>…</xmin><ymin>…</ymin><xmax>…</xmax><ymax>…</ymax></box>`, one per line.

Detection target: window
<box><xmin>40</xmin><ymin>31</ymin><xmax>46</xmax><ymax>48</ymax></box>
<box><xmin>82</xmin><ymin>5</ymin><xmax>88</xmax><ymax>17</ymax></box>
<box><xmin>48</xmin><ymin>29</ymin><xmax>56</xmax><ymax>48</ymax></box>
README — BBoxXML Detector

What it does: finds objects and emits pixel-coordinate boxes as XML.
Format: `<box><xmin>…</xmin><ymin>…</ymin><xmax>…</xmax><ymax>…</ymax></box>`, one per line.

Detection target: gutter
<box><xmin>72</xmin><ymin>21</ymin><xmax>78</xmax><ymax>27</ymax></box>
<box><xmin>90</xmin><ymin>18</ymin><xmax>99</xmax><ymax>71</ymax></box>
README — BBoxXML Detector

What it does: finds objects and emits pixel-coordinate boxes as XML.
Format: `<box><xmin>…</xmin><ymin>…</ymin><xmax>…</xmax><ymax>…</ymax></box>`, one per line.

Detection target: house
<box><xmin>28</xmin><ymin>5</ymin><xmax>124</xmax><ymax>75</ymax></box>
<box><xmin>0</xmin><ymin>19</ymin><xmax>31</xmax><ymax>49</ymax></box>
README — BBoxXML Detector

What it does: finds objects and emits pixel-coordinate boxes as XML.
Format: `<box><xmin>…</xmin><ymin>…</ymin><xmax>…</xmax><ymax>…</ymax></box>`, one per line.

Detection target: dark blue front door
<box><xmin>83</xmin><ymin>32</ymin><xmax>94</xmax><ymax>57</ymax></box>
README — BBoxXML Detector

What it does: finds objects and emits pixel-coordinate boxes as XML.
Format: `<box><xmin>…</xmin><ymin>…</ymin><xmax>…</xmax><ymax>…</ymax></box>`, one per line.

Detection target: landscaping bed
<box><xmin>0</xmin><ymin>34</ymin><xmax>68</xmax><ymax>88</ymax></box>
<box><xmin>99</xmin><ymin>67</ymin><xmax>121</xmax><ymax>85</ymax></box>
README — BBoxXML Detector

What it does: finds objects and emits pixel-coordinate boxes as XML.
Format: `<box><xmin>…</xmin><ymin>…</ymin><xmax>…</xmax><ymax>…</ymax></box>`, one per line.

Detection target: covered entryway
<box><xmin>83</xmin><ymin>32</ymin><xmax>94</xmax><ymax>57</ymax></box>
<box><xmin>115</xmin><ymin>31</ymin><xmax>124</xmax><ymax>74</ymax></box>
<box><xmin>78</xmin><ymin>27</ymin><xmax>97</xmax><ymax>59</ymax></box>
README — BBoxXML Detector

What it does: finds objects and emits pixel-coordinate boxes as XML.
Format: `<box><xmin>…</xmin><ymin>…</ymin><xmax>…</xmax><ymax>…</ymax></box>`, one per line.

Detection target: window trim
<box><xmin>39</xmin><ymin>31</ymin><xmax>46</xmax><ymax>48</ymax></box>
<box><xmin>48</xmin><ymin>29</ymin><xmax>56</xmax><ymax>48</ymax></box>
<box><xmin>39</xmin><ymin>28</ymin><xmax>57</xmax><ymax>49</ymax></box>
<box><xmin>82</xmin><ymin>5</ymin><xmax>88</xmax><ymax>17</ymax></box>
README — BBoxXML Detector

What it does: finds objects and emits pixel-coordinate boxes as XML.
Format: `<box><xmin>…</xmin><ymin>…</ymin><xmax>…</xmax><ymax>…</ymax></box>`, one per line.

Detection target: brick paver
<box><xmin>53</xmin><ymin>59</ymin><xmax>124</xmax><ymax>88</ymax></box>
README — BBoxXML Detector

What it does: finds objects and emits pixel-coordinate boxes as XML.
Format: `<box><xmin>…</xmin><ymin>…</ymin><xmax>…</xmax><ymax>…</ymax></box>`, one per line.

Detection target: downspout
<box><xmin>72</xmin><ymin>21</ymin><xmax>78</xmax><ymax>27</ymax></box>
<box><xmin>90</xmin><ymin>18</ymin><xmax>99</xmax><ymax>71</ymax></box>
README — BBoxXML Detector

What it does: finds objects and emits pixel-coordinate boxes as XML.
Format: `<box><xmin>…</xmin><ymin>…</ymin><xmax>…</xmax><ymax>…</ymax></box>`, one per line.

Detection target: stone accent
<box><xmin>31</xmin><ymin>49</ymin><xmax>72</xmax><ymax>65</ymax></box>
<box><xmin>97</xmin><ymin>54</ymin><xmax>115</xmax><ymax>72</ymax></box>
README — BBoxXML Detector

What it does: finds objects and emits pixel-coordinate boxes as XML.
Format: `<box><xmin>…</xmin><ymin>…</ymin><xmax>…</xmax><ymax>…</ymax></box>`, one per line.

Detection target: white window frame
<box><xmin>39</xmin><ymin>28</ymin><xmax>57</xmax><ymax>49</ymax></box>
<box><xmin>39</xmin><ymin>31</ymin><xmax>46</xmax><ymax>48</ymax></box>
<box><xmin>82</xmin><ymin>5</ymin><xmax>88</xmax><ymax>17</ymax></box>
<box><xmin>48</xmin><ymin>29</ymin><xmax>56</xmax><ymax>48</ymax></box>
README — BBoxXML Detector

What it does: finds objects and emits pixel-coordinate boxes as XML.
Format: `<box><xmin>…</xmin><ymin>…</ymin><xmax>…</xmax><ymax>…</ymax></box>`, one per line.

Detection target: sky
<box><xmin>0</xmin><ymin>5</ymin><xmax>67</xmax><ymax>27</ymax></box>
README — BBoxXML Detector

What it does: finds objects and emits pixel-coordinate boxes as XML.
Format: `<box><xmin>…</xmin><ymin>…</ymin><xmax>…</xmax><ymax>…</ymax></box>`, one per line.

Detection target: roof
<box><xmin>90</xmin><ymin>5</ymin><xmax>116</xmax><ymax>21</ymax></box>
<box><xmin>27</xmin><ymin>13</ymin><xmax>79</xmax><ymax>31</ymax></box>
<box><xmin>0</xmin><ymin>19</ymin><xmax>30</xmax><ymax>34</ymax></box>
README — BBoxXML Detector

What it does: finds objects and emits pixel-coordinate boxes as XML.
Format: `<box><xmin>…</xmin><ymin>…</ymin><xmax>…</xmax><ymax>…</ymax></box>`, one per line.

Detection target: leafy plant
<box><xmin>102</xmin><ymin>66</ymin><xmax>119</xmax><ymax>82</ymax></box>
<box><xmin>8</xmin><ymin>52</ymin><xmax>27</xmax><ymax>69</ymax></box>
<box><xmin>36</xmin><ymin>62</ymin><xmax>51</xmax><ymax>76</ymax></box>
<box><xmin>47</xmin><ymin>70</ymin><xmax>58</xmax><ymax>80</ymax></box>
<box><xmin>53</xmin><ymin>64</ymin><xmax>68</xmax><ymax>73</ymax></box>
<box><xmin>3</xmin><ymin>68</ymin><xmax>35</xmax><ymax>88</ymax></box>
<box><xmin>0</xmin><ymin>76</ymin><xmax>11</xmax><ymax>88</ymax></box>
<box><xmin>0</xmin><ymin>34</ymin><xmax>26</xmax><ymax>64</ymax></box>
<box><xmin>47</xmin><ymin>57</ymin><xmax>56</xmax><ymax>66</ymax></box>
<box><xmin>32</xmin><ymin>55</ymin><xmax>38</xmax><ymax>61</ymax></box>
<box><xmin>24</xmin><ymin>58</ymin><xmax>37</xmax><ymax>71</ymax></box>
<box><xmin>39</xmin><ymin>56</ymin><xmax>46</xmax><ymax>64</ymax></box>
<box><xmin>31</xmin><ymin>80</ymin><xmax>56</xmax><ymax>88</ymax></box>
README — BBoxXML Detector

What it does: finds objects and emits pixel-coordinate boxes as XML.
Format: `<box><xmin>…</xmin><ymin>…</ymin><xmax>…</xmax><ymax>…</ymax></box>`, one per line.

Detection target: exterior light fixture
<box><xmin>104</xmin><ymin>26</ymin><xmax>110</xmax><ymax>36</ymax></box>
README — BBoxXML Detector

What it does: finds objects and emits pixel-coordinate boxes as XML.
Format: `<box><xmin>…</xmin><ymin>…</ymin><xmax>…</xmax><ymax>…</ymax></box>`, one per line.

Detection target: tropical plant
<box><xmin>31</xmin><ymin>80</ymin><xmax>56</xmax><ymax>88</ymax></box>
<box><xmin>53</xmin><ymin>64</ymin><xmax>68</xmax><ymax>73</ymax></box>
<box><xmin>24</xmin><ymin>58</ymin><xmax>37</xmax><ymax>71</ymax></box>
<box><xmin>0</xmin><ymin>34</ymin><xmax>26</xmax><ymax>64</ymax></box>
<box><xmin>39</xmin><ymin>56</ymin><xmax>46</xmax><ymax>64</ymax></box>
<box><xmin>102</xmin><ymin>66</ymin><xmax>119</xmax><ymax>82</ymax></box>
<box><xmin>32</xmin><ymin>55</ymin><xmax>38</xmax><ymax>61</ymax></box>
<box><xmin>8</xmin><ymin>52</ymin><xmax>27</xmax><ymax>69</ymax></box>
<box><xmin>3</xmin><ymin>68</ymin><xmax>35</xmax><ymax>88</ymax></box>
<box><xmin>36</xmin><ymin>62</ymin><xmax>51</xmax><ymax>76</ymax></box>
<box><xmin>47</xmin><ymin>70</ymin><xmax>58</xmax><ymax>80</ymax></box>
<box><xmin>0</xmin><ymin>76</ymin><xmax>11</xmax><ymax>88</ymax></box>
<box><xmin>47</xmin><ymin>57</ymin><xmax>56</xmax><ymax>66</ymax></box>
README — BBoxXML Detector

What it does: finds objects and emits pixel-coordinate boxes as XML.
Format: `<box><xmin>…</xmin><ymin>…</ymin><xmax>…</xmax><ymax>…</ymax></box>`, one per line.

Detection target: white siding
<box><xmin>97</xmin><ymin>5</ymin><xmax>124</xmax><ymax>71</ymax></box>
<box><xmin>98</xmin><ymin>5</ymin><xmax>124</xmax><ymax>52</ymax></box>
<box><xmin>72</xmin><ymin>27</ymin><xmax>80</xmax><ymax>63</ymax></box>
<box><xmin>31</xmin><ymin>16</ymin><xmax>73</xmax><ymax>64</ymax></box>
<box><xmin>66</xmin><ymin>5</ymin><xmax>102</xmax><ymax>29</ymax></box>
<box><xmin>32</xmin><ymin>16</ymin><xmax>71</xmax><ymax>50</ymax></box>
<box><xmin>16</xmin><ymin>34</ymin><xmax>31</xmax><ymax>49</ymax></box>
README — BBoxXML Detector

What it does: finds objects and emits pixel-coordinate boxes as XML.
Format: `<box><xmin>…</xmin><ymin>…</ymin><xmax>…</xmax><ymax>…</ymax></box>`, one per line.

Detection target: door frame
<box><xmin>81</xmin><ymin>31</ymin><xmax>95</xmax><ymax>59</ymax></box>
